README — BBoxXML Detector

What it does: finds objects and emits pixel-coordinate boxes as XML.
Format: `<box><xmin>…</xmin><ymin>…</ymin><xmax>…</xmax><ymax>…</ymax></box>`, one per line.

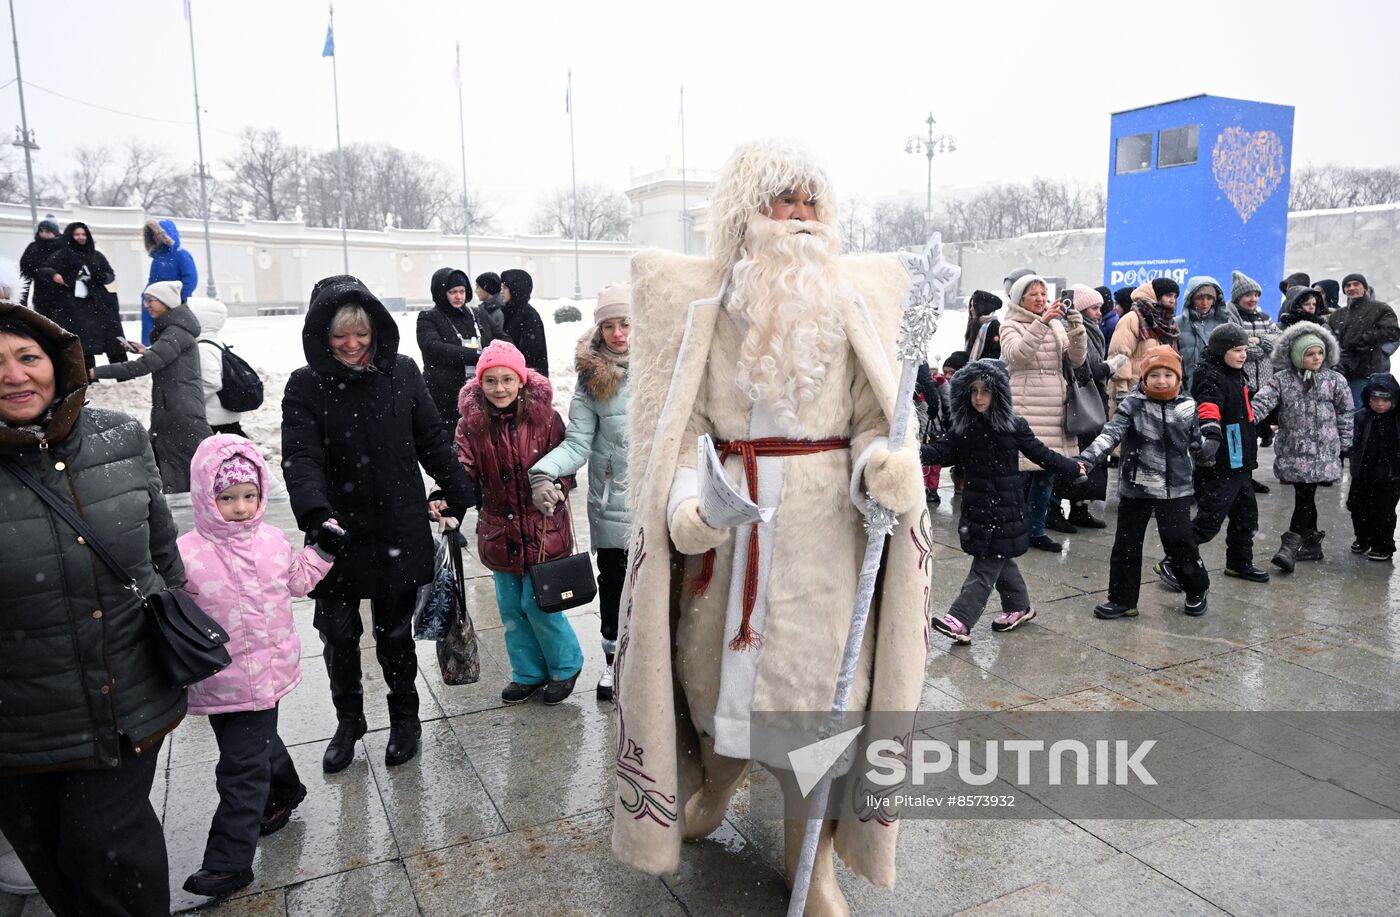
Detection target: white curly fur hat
<box><xmin>705</xmin><ymin>140</ymin><xmax>839</xmax><ymax>270</ymax></box>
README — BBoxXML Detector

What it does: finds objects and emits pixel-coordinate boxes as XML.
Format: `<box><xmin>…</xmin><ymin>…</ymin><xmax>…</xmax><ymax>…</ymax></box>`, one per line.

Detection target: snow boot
<box><xmin>1068</xmin><ymin>502</ymin><xmax>1107</xmax><ymax>528</ymax></box>
<box><xmin>1271</xmin><ymin>531</ymin><xmax>1302</xmax><ymax>573</ymax></box>
<box><xmin>1296</xmin><ymin>529</ymin><xmax>1326</xmax><ymax>562</ymax></box>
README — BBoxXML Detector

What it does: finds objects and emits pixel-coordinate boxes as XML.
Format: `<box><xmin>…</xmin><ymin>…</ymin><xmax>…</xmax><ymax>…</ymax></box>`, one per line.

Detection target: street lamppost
<box><xmin>904</xmin><ymin>112</ymin><xmax>956</xmax><ymax>236</ymax></box>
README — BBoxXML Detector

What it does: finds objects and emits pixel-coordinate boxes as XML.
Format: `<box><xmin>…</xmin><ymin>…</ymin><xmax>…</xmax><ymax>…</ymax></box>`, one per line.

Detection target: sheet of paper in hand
<box><xmin>698</xmin><ymin>434</ymin><xmax>776</xmax><ymax>529</ymax></box>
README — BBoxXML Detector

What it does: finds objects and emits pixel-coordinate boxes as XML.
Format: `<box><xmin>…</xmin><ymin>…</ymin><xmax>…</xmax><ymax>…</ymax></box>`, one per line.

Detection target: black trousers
<box><xmin>1110</xmin><ymin>496</ymin><xmax>1209</xmax><ymax>606</ymax></box>
<box><xmin>0</xmin><ymin>738</ymin><xmax>167</xmax><ymax>917</ymax></box>
<box><xmin>1290</xmin><ymin>483</ymin><xmax>1320</xmax><ymax>533</ymax></box>
<box><xmin>1191</xmin><ymin>472</ymin><xmax>1259</xmax><ymax>568</ymax></box>
<box><xmin>315</xmin><ymin>590</ymin><xmax>419</xmax><ymax>725</ymax></box>
<box><xmin>204</xmin><ymin>705</ymin><xmax>300</xmax><ymax>872</ymax></box>
<box><xmin>595</xmin><ymin>548</ymin><xmax>627</xmax><ymax>652</ymax></box>
<box><xmin>1350</xmin><ymin>481</ymin><xmax>1400</xmax><ymax>553</ymax></box>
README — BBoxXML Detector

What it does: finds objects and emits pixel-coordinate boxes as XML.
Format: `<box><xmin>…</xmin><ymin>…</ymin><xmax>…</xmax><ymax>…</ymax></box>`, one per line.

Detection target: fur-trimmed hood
<box><xmin>574</xmin><ymin>330</ymin><xmax>627</xmax><ymax>402</ymax></box>
<box><xmin>950</xmin><ymin>358</ymin><xmax>1014</xmax><ymax>434</ymax></box>
<box><xmin>301</xmin><ymin>274</ymin><xmax>400</xmax><ymax>378</ymax></box>
<box><xmin>1272</xmin><ymin>320</ymin><xmax>1340</xmax><ymax>370</ymax></box>
<box><xmin>142</xmin><ymin>218</ymin><xmax>180</xmax><ymax>255</ymax></box>
<box><xmin>458</xmin><ymin>368</ymin><xmax>555</xmax><ymax>429</ymax></box>
<box><xmin>0</xmin><ymin>301</ymin><xmax>88</xmax><ymax>453</ymax></box>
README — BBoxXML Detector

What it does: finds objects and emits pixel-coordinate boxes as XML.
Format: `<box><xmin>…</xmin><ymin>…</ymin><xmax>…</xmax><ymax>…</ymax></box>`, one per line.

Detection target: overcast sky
<box><xmin>4</xmin><ymin>0</ymin><xmax>1396</xmax><ymax>232</ymax></box>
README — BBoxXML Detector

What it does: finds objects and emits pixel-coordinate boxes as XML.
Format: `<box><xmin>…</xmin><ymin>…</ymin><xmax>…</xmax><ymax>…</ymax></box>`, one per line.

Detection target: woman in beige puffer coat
<box><xmin>999</xmin><ymin>274</ymin><xmax>1087</xmax><ymax>550</ymax></box>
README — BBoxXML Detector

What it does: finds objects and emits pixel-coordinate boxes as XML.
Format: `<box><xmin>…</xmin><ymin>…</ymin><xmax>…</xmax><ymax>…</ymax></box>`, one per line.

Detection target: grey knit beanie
<box><xmin>1230</xmin><ymin>270</ymin><xmax>1262</xmax><ymax>303</ymax></box>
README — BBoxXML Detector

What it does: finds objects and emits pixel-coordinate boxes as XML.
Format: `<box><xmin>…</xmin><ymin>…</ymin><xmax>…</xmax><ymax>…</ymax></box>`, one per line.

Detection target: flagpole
<box><xmin>329</xmin><ymin>2</ymin><xmax>349</xmax><ymax>273</ymax></box>
<box><xmin>7</xmin><ymin>0</ymin><xmax>37</xmax><ymax>226</ymax></box>
<box><xmin>184</xmin><ymin>0</ymin><xmax>216</xmax><ymax>297</ymax></box>
<box><xmin>679</xmin><ymin>84</ymin><xmax>688</xmax><ymax>254</ymax></box>
<box><xmin>567</xmin><ymin>67</ymin><xmax>581</xmax><ymax>300</ymax></box>
<box><xmin>454</xmin><ymin>41</ymin><xmax>472</xmax><ymax>277</ymax></box>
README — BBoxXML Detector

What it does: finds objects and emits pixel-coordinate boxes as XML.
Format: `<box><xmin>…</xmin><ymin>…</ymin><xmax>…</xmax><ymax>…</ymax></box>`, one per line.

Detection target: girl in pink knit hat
<box><xmin>455</xmin><ymin>341</ymin><xmax>585</xmax><ymax>705</ymax></box>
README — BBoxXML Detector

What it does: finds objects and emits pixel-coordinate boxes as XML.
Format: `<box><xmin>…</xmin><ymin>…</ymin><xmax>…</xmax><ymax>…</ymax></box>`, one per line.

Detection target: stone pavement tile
<box><xmin>661</xmin><ymin>819</ymin><xmax>790</xmax><ymax>916</ymax></box>
<box><xmin>950</xmin><ymin>627</ymin><xmax>1148</xmax><ymax>700</ymax></box>
<box><xmin>919</xmin><ymin>659</ymin><xmax>1042</xmax><ymax>731</ymax></box>
<box><xmin>284</xmin><ymin>861</ymin><xmax>417</xmax><ymax>917</ymax></box>
<box><xmin>838</xmin><ymin>819</ymin><xmax>1115</xmax><ymax>916</ymax></box>
<box><xmin>175</xmin><ymin>889</ymin><xmax>286</xmax><ymax>916</ymax></box>
<box><xmin>170</xmin><ymin>647</ymin><xmax>446</xmax><ymax>768</ymax></box>
<box><xmin>1212</xmin><ymin>558</ymin><xmax>1394</xmax><ymax>627</ymax></box>
<box><xmin>1100</xmin><ymin>671</ymin><xmax>1245</xmax><ymax>712</ymax></box>
<box><xmin>363</xmin><ymin>717</ymin><xmax>507</xmax><ymax>856</ymax></box>
<box><xmin>1068</xmin><ymin>818</ymin><xmax>1194</xmax><ymax>853</ymax></box>
<box><xmin>1009</xmin><ymin>686</ymin><xmax>1150</xmax><ymax>712</ymax></box>
<box><xmin>446</xmin><ymin>697</ymin><xmax>617</xmax><ymax>832</ymax></box>
<box><xmin>164</xmin><ymin>740</ymin><xmax>398</xmax><ymax>912</ymax></box>
<box><xmin>954</xmin><ymin>882</ymin><xmax>1097</xmax><ymax>916</ymax></box>
<box><xmin>1133</xmin><ymin>819</ymin><xmax>1400</xmax><ymax>916</ymax></box>
<box><xmin>1036</xmin><ymin>592</ymin><xmax>1324</xmax><ymax>671</ymax></box>
<box><xmin>1034</xmin><ymin>851</ymin><xmax>1230</xmax><ymax>915</ymax></box>
<box><xmin>405</xmin><ymin>810</ymin><xmax>682</xmax><ymax>917</ymax></box>
<box><xmin>1151</xmin><ymin>648</ymin><xmax>1400</xmax><ymax>710</ymax></box>
<box><xmin>1250</xmin><ymin>628</ymin><xmax>1400</xmax><ymax>700</ymax></box>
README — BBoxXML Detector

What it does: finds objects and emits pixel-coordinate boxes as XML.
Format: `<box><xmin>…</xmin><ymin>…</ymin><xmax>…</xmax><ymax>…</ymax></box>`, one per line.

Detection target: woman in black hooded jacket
<box><xmin>60</xmin><ymin>222</ymin><xmax>125</xmax><ymax>369</ymax></box>
<box><xmin>416</xmin><ymin>266</ymin><xmax>482</xmax><ymax>433</ymax></box>
<box><xmin>499</xmin><ymin>268</ymin><xmax>549</xmax><ymax>375</ymax></box>
<box><xmin>281</xmin><ymin>275</ymin><xmax>477</xmax><ymax>774</ymax></box>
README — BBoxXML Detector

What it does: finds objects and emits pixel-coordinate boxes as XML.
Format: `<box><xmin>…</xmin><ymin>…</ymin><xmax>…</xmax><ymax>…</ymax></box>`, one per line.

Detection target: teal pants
<box><xmin>492</xmin><ymin>572</ymin><xmax>584</xmax><ymax>685</ymax></box>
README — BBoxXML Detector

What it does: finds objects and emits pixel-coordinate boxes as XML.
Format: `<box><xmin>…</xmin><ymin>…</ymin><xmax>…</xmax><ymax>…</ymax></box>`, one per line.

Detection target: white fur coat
<box><xmin>610</xmin><ymin>249</ymin><xmax>932</xmax><ymax>887</ymax></box>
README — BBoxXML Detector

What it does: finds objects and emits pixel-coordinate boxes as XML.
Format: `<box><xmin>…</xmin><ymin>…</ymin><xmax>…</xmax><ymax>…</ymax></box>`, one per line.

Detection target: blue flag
<box><xmin>322</xmin><ymin>21</ymin><xmax>334</xmax><ymax>57</ymax></box>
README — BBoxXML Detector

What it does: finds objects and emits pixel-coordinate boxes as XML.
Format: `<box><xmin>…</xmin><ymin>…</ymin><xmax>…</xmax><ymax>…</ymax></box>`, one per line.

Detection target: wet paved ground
<box><xmin>4</xmin><ymin>451</ymin><xmax>1399</xmax><ymax>916</ymax></box>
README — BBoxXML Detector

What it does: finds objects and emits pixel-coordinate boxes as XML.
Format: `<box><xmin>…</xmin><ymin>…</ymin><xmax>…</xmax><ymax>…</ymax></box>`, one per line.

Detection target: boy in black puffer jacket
<box><xmin>922</xmin><ymin>359</ymin><xmax>1084</xmax><ymax>643</ymax></box>
<box><xmin>1080</xmin><ymin>346</ymin><xmax>1214</xmax><ymax>619</ymax></box>
<box><xmin>1347</xmin><ymin>373</ymin><xmax>1400</xmax><ymax>561</ymax></box>
<box><xmin>1156</xmin><ymin>324</ymin><xmax>1270</xmax><ymax>589</ymax></box>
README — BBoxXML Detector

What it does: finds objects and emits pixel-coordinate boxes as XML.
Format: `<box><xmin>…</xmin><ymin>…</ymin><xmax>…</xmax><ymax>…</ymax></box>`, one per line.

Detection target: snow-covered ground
<box><xmin>85</xmin><ymin>296</ymin><xmax>972</xmax><ymax>485</ymax></box>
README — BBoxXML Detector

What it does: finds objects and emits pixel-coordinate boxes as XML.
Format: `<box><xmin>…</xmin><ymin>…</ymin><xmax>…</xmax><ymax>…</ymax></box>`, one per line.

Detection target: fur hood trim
<box><xmin>459</xmin><ymin>368</ymin><xmax>555</xmax><ymax>428</ymax></box>
<box><xmin>950</xmin><ymin>358</ymin><xmax>1015</xmax><ymax>434</ymax></box>
<box><xmin>574</xmin><ymin>330</ymin><xmax>627</xmax><ymax>402</ymax></box>
<box><xmin>142</xmin><ymin>218</ymin><xmax>177</xmax><ymax>254</ymax></box>
<box><xmin>1272</xmin><ymin>320</ymin><xmax>1340</xmax><ymax>370</ymax></box>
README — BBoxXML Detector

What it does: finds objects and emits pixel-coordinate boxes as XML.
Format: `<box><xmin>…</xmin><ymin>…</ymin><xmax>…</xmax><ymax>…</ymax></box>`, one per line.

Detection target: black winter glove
<box><xmin>303</xmin><ymin>508</ymin><xmax>349</xmax><ymax>556</ymax></box>
<box><xmin>1197</xmin><ymin>437</ymin><xmax>1220</xmax><ymax>468</ymax></box>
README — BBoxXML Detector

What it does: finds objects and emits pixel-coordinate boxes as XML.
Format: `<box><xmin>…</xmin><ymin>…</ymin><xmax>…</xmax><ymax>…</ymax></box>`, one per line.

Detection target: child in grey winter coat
<box><xmin>1250</xmin><ymin>321</ymin><xmax>1354</xmax><ymax>571</ymax></box>
<box><xmin>1079</xmin><ymin>346</ymin><xmax>1214</xmax><ymax>619</ymax></box>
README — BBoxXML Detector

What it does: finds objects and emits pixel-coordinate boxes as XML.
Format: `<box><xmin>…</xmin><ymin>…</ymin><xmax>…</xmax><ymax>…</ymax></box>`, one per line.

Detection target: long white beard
<box><xmin>728</xmin><ymin>217</ymin><xmax>848</xmax><ymax>430</ymax></box>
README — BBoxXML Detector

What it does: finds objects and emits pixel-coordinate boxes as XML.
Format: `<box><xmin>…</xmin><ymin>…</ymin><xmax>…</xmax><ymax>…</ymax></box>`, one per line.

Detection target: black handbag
<box><xmin>1063</xmin><ymin>355</ymin><xmax>1107</xmax><ymax>436</ymax></box>
<box><xmin>0</xmin><ymin>457</ymin><xmax>231</xmax><ymax>688</ymax></box>
<box><xmin>527</xmin><ymin>498</ymin><xmax>597</xmax><ymax>613</ymax></box>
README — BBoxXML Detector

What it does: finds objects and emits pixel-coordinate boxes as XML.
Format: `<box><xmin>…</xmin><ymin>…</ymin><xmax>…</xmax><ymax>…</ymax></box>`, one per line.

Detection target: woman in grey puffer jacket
<box><xmin>0</xmin><ymin>301</ymin><xmax>184</xmax><ymax>915</ymax></box>
<box><xmin>1251</xmin><ymin>321</ymin><xmax>1354</xmax><ymax>569</ymax></box>
<box><xmin>92</xmin><ymin>279</ymin><xmax>212</xmax><ymax>493</ymax></box>
<box><xmin>530</xmin><ymin>284</ymin><xmax>632</xmax><ymax>701</ymax></box>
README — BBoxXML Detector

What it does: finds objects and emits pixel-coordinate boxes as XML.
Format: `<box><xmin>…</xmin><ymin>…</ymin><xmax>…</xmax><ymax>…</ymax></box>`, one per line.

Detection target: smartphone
<box><xmin>1059</xmin><ymin>290</ymin><xmax>1076</xmax><ymax>310</ymax></box>
<box><xmin>118</xmin><ymin>338</ymin><xmax>140</xmax><ymax>353</ymax></box>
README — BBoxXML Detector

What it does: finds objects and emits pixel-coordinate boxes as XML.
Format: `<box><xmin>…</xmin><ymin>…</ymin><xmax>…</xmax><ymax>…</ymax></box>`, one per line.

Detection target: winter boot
<box><xmin>1068</xmin><ymin>501</ymin><xmax>1107</xmax><ymax>529</ymax></box>
<box><xmin>597</xmin><ymin>651</ymin><xmax>615</xmax><ymax>702</ymax></box>
<box><xmin>1184</xmin><ymin>589</ymin><xmax>1209</xmax><ymax>617</ymax></box>
<box><xmin>1046</xmin><ymin>503</ymin><xmax>1077</xmax><ymax>534</ymax></box>
<box><xmin>384</xmin><ymin>717</ymin><xmax>422</xmax><ymax>767</ymax></box>
<box><xmin>1271</xmin><ymin>532</ymin><xmax>1302</xmax><ymax>573</ymax></box>
<box><xmin>1296</xmin><ymin>529</ymin><xmax>1326</xmax><ymax>562</ymax></box>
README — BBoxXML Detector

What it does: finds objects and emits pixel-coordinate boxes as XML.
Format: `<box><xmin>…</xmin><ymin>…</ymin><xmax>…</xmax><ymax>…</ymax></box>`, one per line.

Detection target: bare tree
<box><xmin>1290</xmin><ymin>164</ymin><xmax>1400</xmax><ymax>211</ymax></box>
<box><xmin>942</xmin><ymin>178</ymin><xmax>1105</xmax><ymax>242</ymax></box>
<box><xmin>224</xmin><ymin>128</ymin><xmax>302</xmax><ymax>221</ymax></box>
<box><xmin>68</xmin><ymin>145</ymin><xmax>116</xmax><ymax>205</ymax></box>
<box><xmin>531</xmin><ymin>183</ymin><xmax>630</xmax><ymax>240</ymax></box>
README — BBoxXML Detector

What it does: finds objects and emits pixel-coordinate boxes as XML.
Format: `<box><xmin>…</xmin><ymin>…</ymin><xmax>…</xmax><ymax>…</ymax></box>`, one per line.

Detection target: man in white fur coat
<box><xmin>611</xmin><ymin>140</ymin><xmax>933</xmax><ymax>915</ymax></box>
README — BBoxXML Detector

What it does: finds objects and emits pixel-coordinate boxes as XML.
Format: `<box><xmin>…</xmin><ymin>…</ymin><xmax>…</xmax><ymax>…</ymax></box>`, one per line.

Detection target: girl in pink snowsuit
<box><xmin>176</xmin><ymin>434</ymin><xmax>334</xmax><ymax>900</ymax></box>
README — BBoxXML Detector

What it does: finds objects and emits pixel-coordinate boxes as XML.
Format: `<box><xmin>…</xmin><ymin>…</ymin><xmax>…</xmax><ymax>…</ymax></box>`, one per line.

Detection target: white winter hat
<box><xmin>1009</xmin><ymin>273</ymin><xmax>1046</xmax><ymax>307</ymax></box>
<box><xmin>594</xmin><ymin>283</ymin><xmax>631</xmax><ymax>325</ymax></box>
<box><xmin>143</xmin><ymin>280</ymin><xmax>183</xmax><ymax>310</ymax></box>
